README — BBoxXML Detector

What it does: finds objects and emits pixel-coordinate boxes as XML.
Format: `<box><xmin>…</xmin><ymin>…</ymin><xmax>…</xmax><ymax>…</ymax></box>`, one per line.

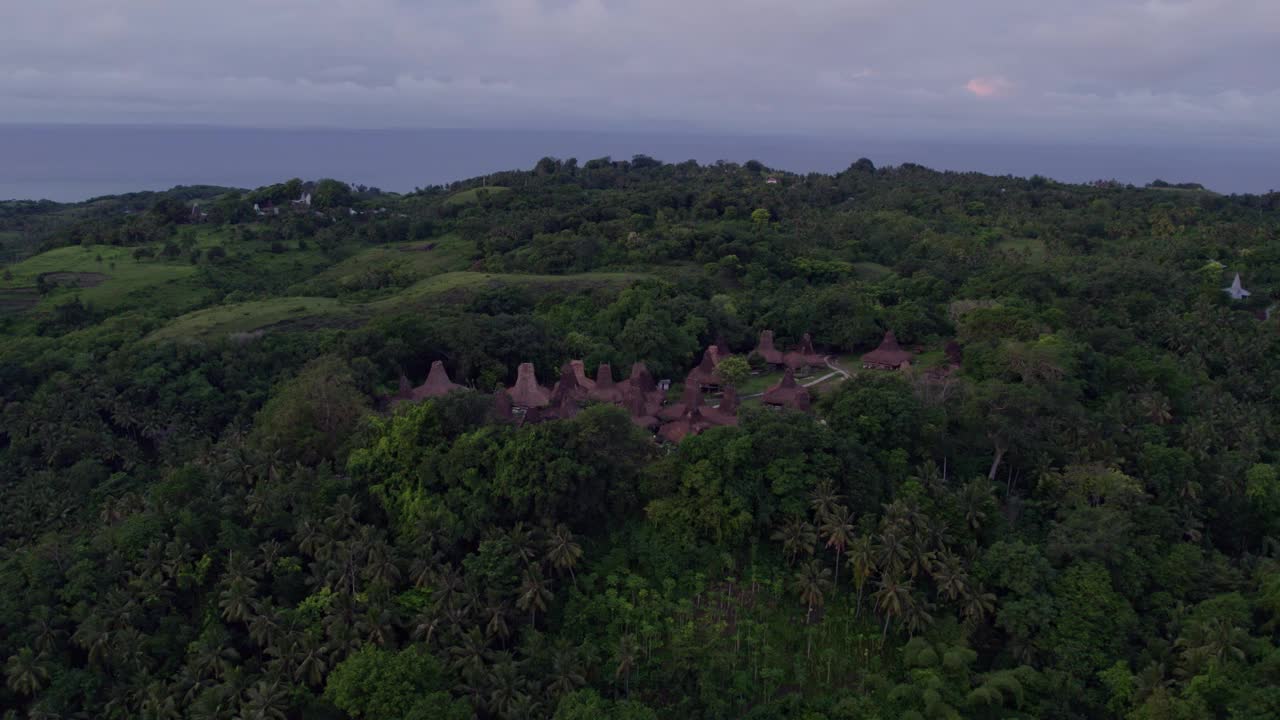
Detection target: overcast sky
<box><xmin>2</xmin><ymin>0</ymin><xmax>1278</xmax><ymax>145</ymax></box>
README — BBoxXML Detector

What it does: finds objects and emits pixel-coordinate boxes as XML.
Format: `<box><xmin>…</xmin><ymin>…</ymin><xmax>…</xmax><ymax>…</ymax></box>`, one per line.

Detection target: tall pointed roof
<box><xmin>762</xmin><ymin>368</ymin><xmax>812</xmax><ymax>411</ymax></box>
<box><xmin>753</xmin><ymin>330</ymin><xmax>785</xmax><ymax>364</ymax></box>
<box><xmin>492</xmin><ymin>389</ymin><xmax>515</xmax><ymax>422</ymax></box>
<box><xmin>686</xmin><ymin>348</ymin><xmax>722</xmax><ymax>388</ymax></box>
<box><xmin>569</xmin><ymin>360</ymin><xmax>596</xmax><ymax>389</ymax></box>
<box><xmin>626</xmin><ymin>361</ymin><xmax>657</xmax><ymax>394</ymax></box>
<box><xmin>412</xmin><ymin>360</ymin><xmax>466</xmax><ymax>399</ymax></box>
<box><xmin>551</xmin><ymin>363</ymin><xmax>589</xmax><ymax>405</ymax></box>
<box><xmin>798</xmin><ymin>333</ymin><xmax>825</xmax><ymax>366</ymax></box>
<box><xmin>658</xmin><ymin>382</ymin><xmax>703</xmax><ymax>421</ymax></box>
<box><xmin>588</xmin><ymin>363</ymin><xmax>624</xmax><ymax>404</ymax></box>
<box><xmin>623</xmin><ymin>384</ymin><xmax>660</xmax><ymax>430</ymax></box>
<box><xmin>658</xmin><ymin>406</ymin><xmax>714</xmax><ymax>444</ymax></box>
<box><xmin>861</xmin><ymin>330</ymin><xmax>913</xmax><ymax>369</ymax></box>
<box><xmin>507</xmin><ymin>363</ymin><xmax>551</xmax><ymax>408</ymax></box>
<box><xmin>702</xmin><ymin>386</ymin><xmax>740</xmax><ymax>427</ymax></box>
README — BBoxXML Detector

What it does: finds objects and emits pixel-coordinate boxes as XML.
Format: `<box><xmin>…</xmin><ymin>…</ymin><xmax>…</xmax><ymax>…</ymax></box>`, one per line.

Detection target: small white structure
<box><xmin>765</xmin><ymin>177</ymin><xmax>780</xmax><ymax>185</ymax></box>
<box><xmin>292</xmin><ymin>192</ymin><xmax>312</xmax><ymax>207</ymax></box>
<box><xmin>1224</xmin><ymin>273</ymin><xmax>1251</xmax><ymax>300</ymax></box>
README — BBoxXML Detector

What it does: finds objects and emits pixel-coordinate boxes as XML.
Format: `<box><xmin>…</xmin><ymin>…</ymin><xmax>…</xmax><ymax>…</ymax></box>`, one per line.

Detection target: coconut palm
<box><xmin>845</xmin><ymin>534</ymin><xmax>877</xmax><ymax>618</ymax></box>
<box><xmin>544</xmin><ymin>523</ymin><xmax>583</xmax><ymax>583</ymax></box>
<box><xmin>5</xmin><ymin>648</ymin><xmax>50</xmax><ymax>696</ymax></box>
<box><xmin>820</xmin><ymin>506</ymin><xmax>855</xmax><ymax>585</ymax></box>
<box><xmin>516</xmin><ymin>567</ymin><xmax>553</xmax><ymax>627</ymax></box>
<box><xmin>771</xmin><ymin>515</ymin><xmax>818</xmax><ymax>566</ymax></box>
<box><xmin>873</xmin><ymin>575</ymin><xmax>916</xmax><ymax>641</ymax></box>
<box><xmin>614</xmin><ymin>634</ymin><xmax>639</xmax><ymax>698</ymax></box>
<box><xmin>794</xmin><ymin>559</ymin><xmax>833</xmax><ymax>624</ymax></box>
<box><xmin>808</xmin><ymin>479</ymin><xmax>844</xmax><ymax>524</ymax></box>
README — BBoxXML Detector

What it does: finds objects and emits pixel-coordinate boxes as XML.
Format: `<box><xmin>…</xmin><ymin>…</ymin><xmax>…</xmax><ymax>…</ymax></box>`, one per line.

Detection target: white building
<box><xmin>1224</xmin><ymin>273</ymin><xmax>1251</xmax><ymax>300</ymax></box>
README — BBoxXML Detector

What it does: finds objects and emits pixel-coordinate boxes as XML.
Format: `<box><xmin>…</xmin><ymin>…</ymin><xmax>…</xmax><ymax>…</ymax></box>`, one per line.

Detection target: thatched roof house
<box><xmin>686</xmin><ymin>349</ymin><xmax>722</xmax><ymax>390</ymax></box>
<box><xmin>551</xmin><ymin>363</ymin><xmax>590</xmax><ymax>405</ymax></box>
<box><xmin>762</xmin><ymin>368</ymin><xmax>812</xmax><ymax>411</ymax></box>
<box><xmin>624</xmin><ymin>361</ymin><xmax>665</xmax><ymax>414</ymax></box>
<box><xmin>702</xmin><ymin>386</ymin><xmax>740</xmax><ymax>427</ymax></box>
<box><xmin>570</xmin><ymin>360</ymin><xmax>596</xmax><ymax>389</ymax></box>
<box><xmin>659</xmin><ymin>382</ymin><xmax>703</xmax><ymax>421</ymax></box>
<box><xmin>658</xmin><ymin>406</ymin><xmax>714</xmax><ymax>444</ymax></box>
<box><xmin>507</xmin><ymin>363</ymin><xmax>551</xmax><ymax>408</ymax></box>
<box><xmin>798</xmin><ymin>333</ymin><xmax>825</xmax><ymax>366</ymax></box>
<box><xmin>413</xmin><ymin>360</ymin><xmax>466</xmax><ymax>399</ymax></box>
<box><xmin>588</xmin><ymin>363</ymin><xmax>624</xmax><ymax>404</ymax></box>
<box><xmin>753</xmin><ymin>330</ymin><xmax>784</xmax><ymax>365</ymax></box>
<box><xmin>861</xmin><ymin>331</ymin><xmax>913</xmax><ymax>370</ymax></box>
<box><xmin>623</xmin><ymin>385</ymin><xmax>660</xmax><ymax>430</ymax></box>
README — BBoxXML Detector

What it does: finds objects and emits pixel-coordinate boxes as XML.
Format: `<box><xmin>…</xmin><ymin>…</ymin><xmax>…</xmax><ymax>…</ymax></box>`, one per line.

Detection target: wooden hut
<box><xmin>551</xmin><ymin>363</ymin><xmax>589</xmax><ymax>405</ymax></box>
<box><xmin>507</xmin><ymin>363</ymin><xmax>551</xmax><ymax>409</ymax></box>
<box><xmin>658</xmin><ymin>406</ymin><xmax>714</xmax><ymax>444</ymax></box>
<box><xmin>861</xmin><ymin>331</ymin><xmax>913</xmax><ymax>370</ymax></box>
<box><xmin>686</xmin><ymin>348</ymin><xmax>722</xmax><ymax>390</ymax></box>
<box><xmin>762</xmin><ymin>368</ymin><xmax>812</xmax><ymax>412</ymax></box>
<box><xmin>624</xmin><ymin>361</ymin><xmax>665</xmax><ymax>414</ymax></box>
<box><xmin>623</xmin><ymin>385</ymin><xmax>660</xmax><ymax>430</ymax></box>
<box><xmin>570</xmin><ymin>360</ymin><xmax>596</xmax><ymax>390</ymax></box>
<box><xmin>588</xmin><ymin>363</ymin><xmax>624</xmax><ymax>404</ymax></box>
<box><xmin>413</xmin><ymin>360</ymin><xmax>466</xmax><ymax>400</ymax></box>
<box><xmin>798</xmin><ymin>333</ymin><xmax>825</xmax><ymax>367</ymax></box>
<box><xmin>702</xmin><ymin>386</ymin><xmax>740</xmax><ymax>427</ymax></box>
<box><xmin>659</xmin><ymin>382</ymin><xmax>703</xmax><ymax>421</ymax></box>
<box><xmin>753</xmin><ymin>330</ymin><xmax>785</xmax><ymax>365</ymax></box>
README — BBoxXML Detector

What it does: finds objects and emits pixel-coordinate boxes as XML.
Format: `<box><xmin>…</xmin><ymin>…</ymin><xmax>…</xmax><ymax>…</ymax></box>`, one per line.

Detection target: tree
<box><xmin>325</xmin><ymin>646</ymin><xmax>468</xmax><ymax>720</ymax></box>
<box><xmin>820</xmin><ymin>506</ymin><xmax>855</xmax><ymax>585</ymax></box>
<box><xmin>5</xmin><ymin>648</ymin><xmax>50</xmax><ymax>696</ymax></box>
<box><xmin>751</xmin><ymin>208</ymin><xmax>771</xmax><ymax>227</ymax></box>
<box><xmin>713</xmin><ymin>355</ymin><xmax>750</xmax><ymax>388</ymax></box>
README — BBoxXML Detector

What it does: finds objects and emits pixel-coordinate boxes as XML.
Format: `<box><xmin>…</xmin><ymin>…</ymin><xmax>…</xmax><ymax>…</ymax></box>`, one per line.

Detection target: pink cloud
<box><xmin>965</xmin><ymin>76</ymin><xmax>1010</xmax><ymax>97</ymax></box>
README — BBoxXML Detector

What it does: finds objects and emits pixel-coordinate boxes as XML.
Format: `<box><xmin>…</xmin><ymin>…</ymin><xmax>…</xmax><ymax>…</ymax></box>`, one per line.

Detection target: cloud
<box><xmin>965</xmin><ymin>76</ymin><xmax>1011</xmax><ymax>98</ymax></box>
<box><xmin>0</xmin><ymin>0</ymin><xmax>1276</xmax><ymax>145</ymax></box>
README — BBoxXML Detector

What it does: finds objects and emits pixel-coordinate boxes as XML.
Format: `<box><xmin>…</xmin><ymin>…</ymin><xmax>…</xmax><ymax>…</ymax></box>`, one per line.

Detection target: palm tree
<box><xmin>809</xmin><ymin>478</ymin><xmax>844</xmax><ymax>524</ymax></box>
<box><xmin>544</xmin><ymin>523</ymin><xmax>583</xmax><ymax>583</ymax></box>
<box><xmin>5</xmin><ymin>648</ymin><xmax>50</xmax><ymax>696</ymax></box>
<box><xmin>771</xmin><ymin>515</ymin><xmax>817</xmax><ymax>566</ymax></box>
<box><xmin>450</xmin><ymin>628</ymin><xmax>491</xmax><ymax>677</ymax></box>
<box><xmin>794</xmin><ymin>559</ymin><xmax>833</xmax><ymax>625</ymax></box>
<box><xmin>820</xmin><ymin>507</ymin><xmax>855</xmax><ymax>585</ymax></box>
<box><xmin>614</xmin><ymin>634</ymin><xmax>639</xmax><ymax>698</ymax></box>
<box><xmin>219</xmin><ymin>576</ymin><xmax>255</xmax><ymax>623</ymax></box>
<box><xmin>238</xmin><ymin>679</ymin><xmax>289</xmax><ymax>720</ymax></box>
<box><xmin>484</xmin><ymin>594</ymin><xmax>512</xmax><ymax>643</ymax></box>
<box><xmin>873</xmin><ymin>575</ymin><xmax>915</xmax><ymax>641</ymax></box>
<box><xmin>292</xmin><ymin>634</ymin><xmax>328</xmax><ymax>687</ymax></box>
<box><xmin>546</xmin><ymin>640</ymin><xmax>586</xmax><ymax>700</ymax></box>
<box><xmin>516</xmin><ymin>567</ymin><xmax>553</xmax><ymax>627</ymax></box>
<box><xmin>508</xmin><ymin>522</ymin><xmax>541</xmax><ymax>568</ymax></box>
<box><xmin>1176</xmin><ymin>618</ymin><xmax>1249</xmax><ymax>671</ymax></box>
<box><xmin>486</xmin><ymin>654</ymin><xmax>529</xmax><ymax>719</ymax></box>
<box><xmin>928</xmin><ymin>551</ymin><xmax>968</xmax><ymax>601</ymax></box>
<box><xmin>845</xmin><ymin>534</ymin><xmax>877</xmax><ymax>618</ymax></box>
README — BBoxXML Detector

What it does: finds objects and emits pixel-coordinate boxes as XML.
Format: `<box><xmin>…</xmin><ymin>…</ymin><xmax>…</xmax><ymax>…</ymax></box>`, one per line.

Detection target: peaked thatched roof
<box><xmin>551</xmin><ymin>363</ymin><xmax>589</xmax><ymax>406</ymax></box>
<box><xmin>783</xmin><ymin>351</ymin><xmax>809</xmax><ymax>371</ymax></box>
<box><xmin>623</xmin><ymin>384</ymin><xmax>660</xmax><ymax>430</ymax></box>
<box><xmin>658</xmin><ymin>382</ymin><xmax>703</xmax><ymax>421</ymax></box>
<box><xmin>412</xmin><ymin>360</ymin><xmax>466</xmax><ymax>399</ymax></box>
<box><xmin>702</xmin><ymin>386</ymin><xmax>740</xmax><ymax>427</ymax></box>
<box><xmin>658</xmin><ymin>406</ymin><xmax>714</xmax><ymax>444</ymax></box>
<box><xmin>754</xmin><ymin>330</ymin><xmax>784</xmax><ymax>364</ymax></box>
<box><xmin>626</xmin><ymin>361</ymin><xmax>657</xmax><ymax>394</ymax></box>
<box><xmin>686</xmin><ymin>348</ymin><xmax>722</xmax><ymax>388</ymax></box>
<box><xmin>588</xmin><ymin>363</ymin><xmax>624</xmax><ymax>404</ymax></box>
<box><xmin>507</xmin><ymin>363</ymin><xmax>551</xmax><ymax>408</ymax></box>
<box><xmin>570</xmin><ymin>360</ymin><xmax>596</xmax><ymax>389</ymax></box>
<box><xmin>763</xmin><ymin>368</ymin><xmax>812</xmax><ymax>411</ymax></box>
<box><xmin>861</xmin><ymin>330</ymin><xmax>913</xmax><ymax>369</ymax></box>
<box><xmin>798</xmin><ymin>333</ymin><xmax>825</xmax><ymax>366</ymax></box>
<box><xmin>492</xmin><ymin>390</ymin><xmax>515</xmax><ymax>422</ymax></box>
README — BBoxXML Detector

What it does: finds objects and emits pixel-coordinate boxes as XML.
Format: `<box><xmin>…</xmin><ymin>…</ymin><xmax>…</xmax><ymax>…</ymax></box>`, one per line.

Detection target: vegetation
<box><xmin>2</xmin><ymin>158</ymin><xmax>1280</xmax><ymax>719</ymax></box>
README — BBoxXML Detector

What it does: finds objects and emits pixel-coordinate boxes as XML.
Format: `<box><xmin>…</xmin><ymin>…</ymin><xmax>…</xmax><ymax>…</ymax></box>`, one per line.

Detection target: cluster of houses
<box><xmin>389</xmin><ymin>329</ymin><xmax>920</xmax><ymax>444</ymax></box>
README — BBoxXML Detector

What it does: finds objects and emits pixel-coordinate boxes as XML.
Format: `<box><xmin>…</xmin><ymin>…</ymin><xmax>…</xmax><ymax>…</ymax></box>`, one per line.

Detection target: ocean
<box><xmin>1</xmin><ymin>124</ymin><xmax>1276</xmax><ymax>202</ymax></box>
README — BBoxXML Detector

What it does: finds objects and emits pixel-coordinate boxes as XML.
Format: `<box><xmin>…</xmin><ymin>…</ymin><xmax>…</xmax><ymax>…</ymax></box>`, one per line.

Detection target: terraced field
<box><xmin>0</xmin><ymin>244</ymin><xmax>199</xmax><ymax>312</ymax></box>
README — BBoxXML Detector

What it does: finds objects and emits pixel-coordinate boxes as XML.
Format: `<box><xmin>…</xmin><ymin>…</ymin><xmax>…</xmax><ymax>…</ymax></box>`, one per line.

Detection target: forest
<box><xmin>2</xmin><ymin>156</ymin><xmax>1280</xmax><ymax>719</ymax></box>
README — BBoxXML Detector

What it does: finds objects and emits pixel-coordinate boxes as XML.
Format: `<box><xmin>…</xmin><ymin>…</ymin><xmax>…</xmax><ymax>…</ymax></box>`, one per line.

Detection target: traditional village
<box><xmin>387</xmin><ymin>328</ymin><xmax>951</xmax><ymax>444</ymax></box>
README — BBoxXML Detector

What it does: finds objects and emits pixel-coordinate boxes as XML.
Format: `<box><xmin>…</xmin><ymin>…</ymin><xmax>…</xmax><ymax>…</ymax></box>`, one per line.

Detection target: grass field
<box><xmin>369</xmin><ymin>270</ymin><xmax>649</xmax><ymax>311</ymax></box>
<box><xmin>294</xmin><ymin>234</ymin><xmax>475</xmax><ymax>293</ymax></box>
<box><xmin>0</xmin><ymin>244</ymin><xmax>198</xmax><ymax>310</ymax></box>
<box><xmin>147</xmin><ymin>296</ymin><xmax>354</xmax><ymax>341</ymax></box>
<box><xmin>994</xmin><ymin>237</ymin><xmax>1047</xmax><ymax>262</ymax></box>
<box><xmin>443</xmin><ymin>186</ymin><xmax>510</xmax><ymax>207</ymax></box>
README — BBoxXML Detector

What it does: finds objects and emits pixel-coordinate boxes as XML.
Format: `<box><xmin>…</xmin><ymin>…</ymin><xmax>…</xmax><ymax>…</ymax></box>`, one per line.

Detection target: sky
<box><xmin>2</xmin><ymin>0</ymin><xmax>1278</xmax><ymax>147</ymax></box>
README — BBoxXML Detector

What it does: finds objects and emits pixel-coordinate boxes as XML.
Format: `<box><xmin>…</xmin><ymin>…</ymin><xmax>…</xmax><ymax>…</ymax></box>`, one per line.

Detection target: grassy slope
<box><xmin>147</xmin><ymin>297</ymin><xmax>353</xmax><ymax>341</ymax></box>
<box><xmin>293</xmin><ymin>234</ymin><xmax>475</xmax><ymax>292</ymax></box>
<box><xmin>0</xmin><ymin>244</ymin><xmax>198</xmax><ymax>310</ymax></box>
<box><xmin>442</xmin><ymin>186</ymin><xmax>510</xmax><ymax>207</ymax></box>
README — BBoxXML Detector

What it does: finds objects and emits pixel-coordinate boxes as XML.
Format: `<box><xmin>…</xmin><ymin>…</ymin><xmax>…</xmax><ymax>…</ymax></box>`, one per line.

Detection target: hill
<box><xmin>2</xmin><ymin>157</ymin><xmax>1280</xmax><ymax>719</ymax></box>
